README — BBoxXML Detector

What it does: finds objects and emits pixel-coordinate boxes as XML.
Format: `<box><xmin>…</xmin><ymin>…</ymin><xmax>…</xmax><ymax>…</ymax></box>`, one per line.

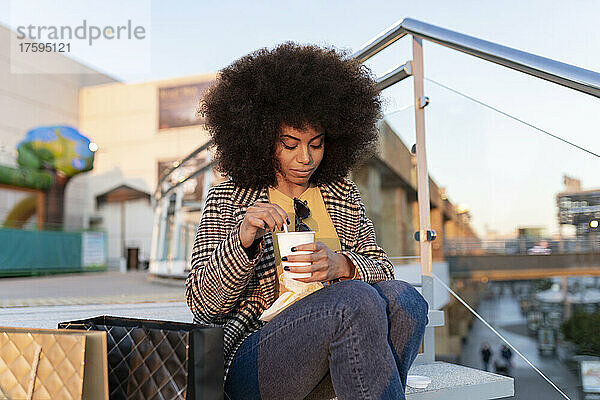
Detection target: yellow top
<box><xmin>268</xmin><ymin>184</ymin><xmax>342</xmax><ymax>298</ymax></box>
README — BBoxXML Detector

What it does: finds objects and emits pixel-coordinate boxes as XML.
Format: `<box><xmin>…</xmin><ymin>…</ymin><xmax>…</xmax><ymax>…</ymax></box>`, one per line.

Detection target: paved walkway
<box><xmin>0</xmin><ymin>301</ymin><xmax>192</xmax><ymax>329</ymax></box>
<box><xmin>459</xmin><ymin>283</ymin><xmax>581</xmax><ymax>400</ymax></box>
<box><xmin>0</xmin><ymin>271</ymin><xmax>185</xmax><ymax>307</ymax></box>
<box><xmin>0</xmin><ymin>271</ymin><xmax>190</xmax><ymax>327</ymax></box>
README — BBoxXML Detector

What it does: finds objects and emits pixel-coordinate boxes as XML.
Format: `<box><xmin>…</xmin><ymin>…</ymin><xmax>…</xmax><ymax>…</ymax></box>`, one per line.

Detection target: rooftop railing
<box><xmin>151</xmin><ymin>17</ymin><xmax>600</xmax><ymax>399</ymax></box>
<box><xmin>359</xmin><ymin>17</ymin><xmax>600</xmax><ymax>399</ymax></box>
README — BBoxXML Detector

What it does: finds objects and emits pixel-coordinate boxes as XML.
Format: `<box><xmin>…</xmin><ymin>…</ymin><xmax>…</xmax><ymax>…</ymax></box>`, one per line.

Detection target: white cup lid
<box><xmin>406</xmin><ymin>375</ymin><xmax>431</xmax><ymax>389</ymax></box>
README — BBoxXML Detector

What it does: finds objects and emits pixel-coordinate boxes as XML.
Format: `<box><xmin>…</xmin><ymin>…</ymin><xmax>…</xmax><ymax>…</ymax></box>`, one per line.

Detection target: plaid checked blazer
<box><xmin>185</xmin><ymin>178</ymin><xmax>395</xmax><ymax>379</ymax></box>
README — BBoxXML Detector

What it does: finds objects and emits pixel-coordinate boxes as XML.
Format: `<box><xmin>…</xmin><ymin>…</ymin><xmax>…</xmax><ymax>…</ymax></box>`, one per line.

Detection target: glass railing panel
<box><xmin>397</xmin><ymin>63</ymin><xmax>600</xmax><ymax>398</ymax></box>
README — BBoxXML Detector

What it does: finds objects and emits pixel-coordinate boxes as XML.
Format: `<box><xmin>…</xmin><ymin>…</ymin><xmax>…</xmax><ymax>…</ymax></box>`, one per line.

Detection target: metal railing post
<box><xmin>169</xmin><ymin>185</ymin><xmax>184</xmax><ymax>262</ymax></box>
<box><xmin>412</xmin><ymin>35</ymin><xmax>436</xmax><ymax>364</ymax></box>
<box><xmin>157</xmin><ymin>195</ymin><xmax>169</xmax><ymax>261</ymax></box>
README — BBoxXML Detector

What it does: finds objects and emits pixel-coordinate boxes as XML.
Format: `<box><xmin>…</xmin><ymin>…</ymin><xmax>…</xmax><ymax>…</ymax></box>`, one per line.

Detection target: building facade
<box><xmin>78</xmin><ymin>74</ymin><xmax>217</xmax><ymax>267</ymax></box>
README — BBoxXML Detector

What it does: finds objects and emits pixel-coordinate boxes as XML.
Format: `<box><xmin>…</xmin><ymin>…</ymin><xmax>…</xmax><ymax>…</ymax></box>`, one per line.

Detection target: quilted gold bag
<box><xmin>0</xmin><ymin>327</ymin><xmax>108</xmax><ymax>400</ymax></box>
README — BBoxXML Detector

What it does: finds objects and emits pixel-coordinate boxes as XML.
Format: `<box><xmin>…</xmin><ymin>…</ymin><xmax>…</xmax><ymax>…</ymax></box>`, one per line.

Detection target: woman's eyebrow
<box><xmin>280</xmin><ymin>133</ymin><xmax>324</xmax><ymax>142</ymax></box>
<box><xmin>309</xmin><ymin>133</ymin><xmax>325</xmax><ymax>142</ymax></box>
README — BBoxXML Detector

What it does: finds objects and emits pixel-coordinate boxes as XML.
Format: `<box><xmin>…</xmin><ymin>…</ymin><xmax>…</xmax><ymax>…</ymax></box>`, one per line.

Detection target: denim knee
<box><xmin>374</xmin><ymin>280</ymin><xmax>429</xmax><ymax>327</ymax></box>
<box><xmin>332</xmin><ymin>280</ymin><xmax>388</xmax><ymax>326</ymax></box>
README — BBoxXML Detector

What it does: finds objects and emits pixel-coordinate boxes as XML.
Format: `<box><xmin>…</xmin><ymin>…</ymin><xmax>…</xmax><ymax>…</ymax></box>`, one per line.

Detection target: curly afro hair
<box><xmin>199</xmin><ymin>41</ymin><xmax>382</xmax><ymax>189</ymax></box>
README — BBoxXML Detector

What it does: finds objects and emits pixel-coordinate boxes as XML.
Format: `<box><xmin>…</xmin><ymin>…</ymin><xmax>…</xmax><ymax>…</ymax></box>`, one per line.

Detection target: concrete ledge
<box><xmin>426</xmin><ymin>310</ymin><xmax>444</xmax><ymax>328</ymax></box>
<box><xmin>406</xmin><ymin>362</ymin><xmax>514</xmax><ymax>399</ymax></box>
<box><xmin>306</xmin><ymin>362</ymin><xmax>514</xmax><ymax>400</ymax></box>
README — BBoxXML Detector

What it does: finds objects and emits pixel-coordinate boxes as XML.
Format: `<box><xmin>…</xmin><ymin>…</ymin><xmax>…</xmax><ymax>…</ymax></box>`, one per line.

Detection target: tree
<box><xmin>561</xmin><ymin>311</ymin><xmax>600</xmax><ymax>356</ymax></box>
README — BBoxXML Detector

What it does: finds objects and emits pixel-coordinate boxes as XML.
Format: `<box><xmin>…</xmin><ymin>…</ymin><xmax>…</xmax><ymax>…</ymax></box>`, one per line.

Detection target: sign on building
<box><xmin>81</xmin><ymin>231</ymin><xmax>107</xmax><ymax>268</ymax></box>
<box><xmin>158</xmin><ymin>82</ymin><xmax>214</xmax><ymax>129</ymax></box>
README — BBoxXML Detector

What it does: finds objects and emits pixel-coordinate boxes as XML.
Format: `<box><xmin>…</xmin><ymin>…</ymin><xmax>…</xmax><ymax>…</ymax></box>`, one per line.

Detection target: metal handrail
<box><xmin>155</xmin><ymin>17</ymin><xmax>600</xmax><ymax>205</ymax></box>
<box><xmin>375</xmin><ymin>62</ymin><xmax>412</xmax><ymax>91</ymax></box>
<box><xmin>161</xmin><ymin>159</ymin><xmax>215</xmax><ymax>200</ymax></box>
<box><xmin>354</xmin><ymin>18</ymin><xmax>600</xmax><ymax>98</ymax></box>
<box><xmin>153</xmin><ymin>139</ymin><xmax>214</xmax><ymax>202</ymax></box>
<box><xmin>157</xmin><ymin>17</ymin><xmax>600</xmax><ymax>203</ymax></box>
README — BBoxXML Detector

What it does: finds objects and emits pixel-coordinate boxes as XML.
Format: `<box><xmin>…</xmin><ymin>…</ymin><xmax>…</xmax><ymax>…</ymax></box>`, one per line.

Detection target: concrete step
<box><xmin>406</xmin><ymin>361</ymin><xmax>514</xmax><ymax>399</ymax></box>
<box><xmin>306</xmin><ymin>361</ymin><xmax>514</xmax><ymax>400</ymax></box>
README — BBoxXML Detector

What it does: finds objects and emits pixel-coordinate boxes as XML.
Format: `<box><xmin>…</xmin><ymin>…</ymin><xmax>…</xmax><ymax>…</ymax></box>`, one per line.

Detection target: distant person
<box><xmin>501</xmin><ymin>344</ymin><xmax>514</xmax><ymax>375</ymax></box>
<box><xmin>480</xmin><ymin>343</ymin><xmax>492</xmax><ymax>371</ymax></box>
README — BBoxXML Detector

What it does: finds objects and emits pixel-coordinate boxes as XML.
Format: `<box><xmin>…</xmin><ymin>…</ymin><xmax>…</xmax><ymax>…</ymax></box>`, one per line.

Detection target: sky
<box><xmin>1</xmin><ymin>0</ymin><xmax>599</xmax><ymax>238</ymax></box>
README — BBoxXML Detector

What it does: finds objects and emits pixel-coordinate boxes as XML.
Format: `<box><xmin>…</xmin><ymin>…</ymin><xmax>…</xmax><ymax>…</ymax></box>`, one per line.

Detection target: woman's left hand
<box><xmin>283</xmin><ymin>241</ymin><xmax>355</xmax><ymax>283</ymax></box>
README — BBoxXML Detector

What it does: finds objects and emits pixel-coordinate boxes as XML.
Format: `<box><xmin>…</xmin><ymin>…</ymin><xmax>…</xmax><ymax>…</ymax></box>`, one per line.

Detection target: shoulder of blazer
<box><xmin>205</xmin><ymin>180</ymin><xmax>236</xmax><ymax>208</ymax></box>
<box><xmin>209</xmin><ymin>180</ymin><xmax>267</xmax><ymax>206</ymax></box>
<box><xmin>320</xmin><ymin>178</ymin><xmax>357</xmax><ymax>202</ymax></box>
<box><xmin>208</xmin><ymin>180</ymin><xmax>235</xmax><ymax>197</ymax></box>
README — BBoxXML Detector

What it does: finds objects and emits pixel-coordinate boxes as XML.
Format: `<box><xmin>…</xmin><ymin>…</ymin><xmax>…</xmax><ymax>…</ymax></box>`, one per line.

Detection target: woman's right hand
<box><xmin>239</xmin><ymin>203</ymin><xmax>290</xmax><ymax>248</ymax></box>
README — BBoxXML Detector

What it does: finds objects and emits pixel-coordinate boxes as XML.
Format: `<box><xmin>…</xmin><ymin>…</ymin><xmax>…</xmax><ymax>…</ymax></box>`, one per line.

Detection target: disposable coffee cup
<box><xmin>276</xmin><ymin>231</ymin><xmax>315</xmax><ymax>279</ymax></box>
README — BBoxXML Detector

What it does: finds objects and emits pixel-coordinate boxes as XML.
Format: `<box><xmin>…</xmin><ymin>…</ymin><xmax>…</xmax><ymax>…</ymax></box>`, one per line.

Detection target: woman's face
<box><xmin>275</xmin><ymin>124</ymin><xmax>325</xmax><ymax>186</ymax></box>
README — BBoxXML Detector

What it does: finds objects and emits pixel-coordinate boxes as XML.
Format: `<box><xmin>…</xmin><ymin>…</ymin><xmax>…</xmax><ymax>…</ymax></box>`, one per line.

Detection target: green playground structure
<box><xmin>0</xmin><ymin>126</ymin><xmax>106</xmax><ymax>275</ymax></box>
<box><xmin>0</xmin><ymin>125</ymin><xmax>95</xmax><ymax>227</ymax></box>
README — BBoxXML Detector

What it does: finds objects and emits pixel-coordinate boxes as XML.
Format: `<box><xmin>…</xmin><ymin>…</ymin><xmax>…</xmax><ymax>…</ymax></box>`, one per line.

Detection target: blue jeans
<box><xmin>224</xmin><ymin>279</ymin><xmax>429</xmax><ymax>400</ymax></box>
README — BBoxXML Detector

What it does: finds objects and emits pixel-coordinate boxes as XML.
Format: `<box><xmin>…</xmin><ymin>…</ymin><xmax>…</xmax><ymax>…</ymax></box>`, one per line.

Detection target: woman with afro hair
<box><xmin>186</xmin><ymin>42</ymin><xmax>428</xmax><ymax>400</ymax></box>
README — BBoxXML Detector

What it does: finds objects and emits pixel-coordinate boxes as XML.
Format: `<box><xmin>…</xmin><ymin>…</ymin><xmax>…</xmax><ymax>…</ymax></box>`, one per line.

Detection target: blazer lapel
<box><xmin>320</xmin><ymin>180</ymin><xmax>360</xmax><ymax>250</ymax></box>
